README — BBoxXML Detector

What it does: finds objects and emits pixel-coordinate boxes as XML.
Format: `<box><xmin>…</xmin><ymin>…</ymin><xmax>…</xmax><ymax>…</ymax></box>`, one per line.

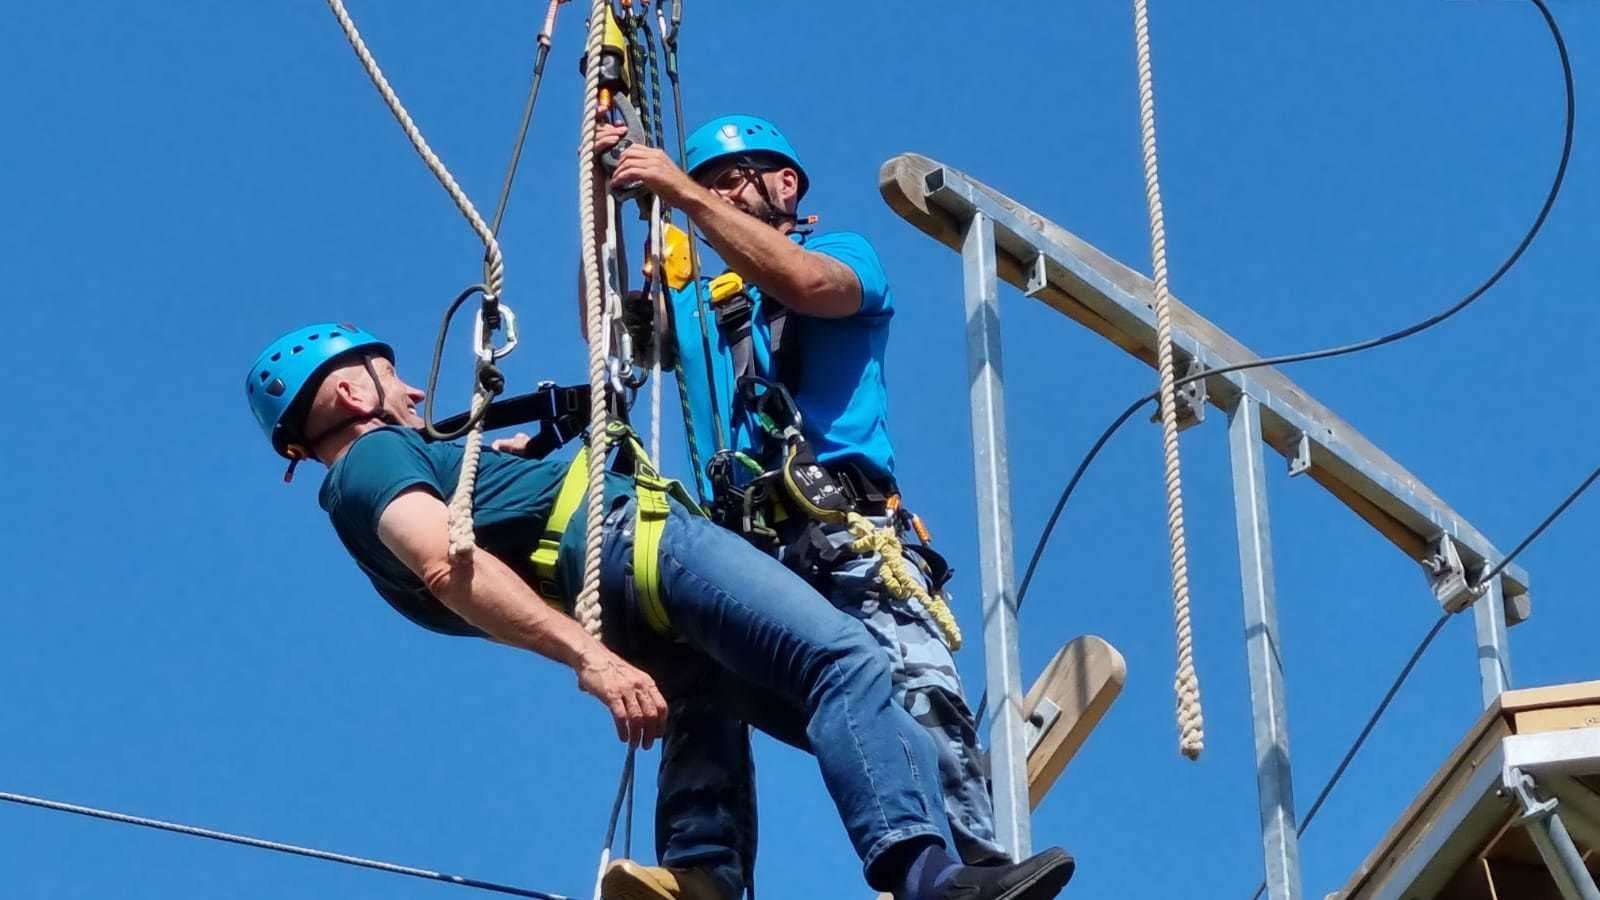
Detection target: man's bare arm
<box><xmin>376</xmin><ymin>487</ymin><xmax>666</xmax><ymax>746</ymax></box>
<box><xmin>676</xmin><ymin>186</ymin><xmax>862</xmax><ymax>319</ymax></box>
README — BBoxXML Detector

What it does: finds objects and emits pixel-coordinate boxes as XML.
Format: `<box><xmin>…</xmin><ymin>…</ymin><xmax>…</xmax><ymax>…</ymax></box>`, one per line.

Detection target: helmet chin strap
<box><xmin>283</xmin><ymin>355</ymin><xmax>399</xmax><ymax>482</ymax></box>
<box><xmin>729</xmin><ymin>159</ymin><xmax>809</xmax><ymax>230</ymax></box>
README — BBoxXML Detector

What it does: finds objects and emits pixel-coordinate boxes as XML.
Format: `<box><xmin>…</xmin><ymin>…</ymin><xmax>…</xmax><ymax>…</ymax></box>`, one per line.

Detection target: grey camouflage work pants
<box><xmin>807</xmin><ymin>519</ymin><xmax>1009</xmax><ymax>865</ymax></box>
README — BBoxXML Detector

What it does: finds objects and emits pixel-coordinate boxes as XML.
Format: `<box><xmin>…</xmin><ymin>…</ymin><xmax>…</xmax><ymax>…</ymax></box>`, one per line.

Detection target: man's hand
<box><xmin>611</xmin><ymin>144</ymin><xmax>701</xmax><ymax>209</ymax></box>
<box><xmin>576</xmin><ymin>648</ymin><xmax>669</xmax><ymax>748</ymax></box>
<box><xmin>490</xmin><ymin>432</ymin><xmax>536</xmax><ymax>456</ymax></box>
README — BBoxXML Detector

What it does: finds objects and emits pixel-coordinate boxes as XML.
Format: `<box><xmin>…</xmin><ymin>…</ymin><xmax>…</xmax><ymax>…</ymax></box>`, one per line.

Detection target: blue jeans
<box><xmin>597</xmin><ymin>500</ymin><xmax>955</xmax><ymax>895</ymax></box>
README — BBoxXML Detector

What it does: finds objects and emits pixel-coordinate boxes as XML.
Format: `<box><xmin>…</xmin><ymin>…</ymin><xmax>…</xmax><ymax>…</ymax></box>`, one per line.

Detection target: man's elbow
<box><xmin>420</xmin><ymin>557</ymin><xmax>459</xmax><ymax>599</ymax></box>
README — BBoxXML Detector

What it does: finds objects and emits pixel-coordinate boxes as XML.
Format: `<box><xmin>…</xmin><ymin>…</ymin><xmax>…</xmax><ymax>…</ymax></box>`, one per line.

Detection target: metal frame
<box><xmin>894</xmin><ymin>154</ymin><xmax>1539</xmax><ymax>893</ymax></box>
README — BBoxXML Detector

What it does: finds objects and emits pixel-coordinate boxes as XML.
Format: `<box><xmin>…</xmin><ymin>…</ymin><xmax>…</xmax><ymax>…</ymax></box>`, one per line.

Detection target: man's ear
<box><xmin>774</xmin><ymin>167</ymin><xmax>801</xmax><ymax>212</ymax></box>
<box><xmin>330</xmin><ymin>370</ymin><xmax>372</xmax><ymax>414</ymax></box>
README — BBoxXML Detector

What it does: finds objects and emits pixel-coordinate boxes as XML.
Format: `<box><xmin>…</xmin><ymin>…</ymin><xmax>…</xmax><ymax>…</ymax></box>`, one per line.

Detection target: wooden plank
<box><xmin>879</xmin><ymin>152</ymin><xmax>1531</xmax><ymax>617</ymax></box>
<box><xmin>1514</xmin><ymin>706</ymin><xmax>1600</xmax><ymax>735</ymax></box>
<box><xmin>1501</xmin><ymin>681</ymin><xmax>1600</xmax><ymax>715</ymax></box>
<box><xmin>1022</xmin><ymin>636</ymin><xmax>1127</xmax><ymax>810</ymax></box>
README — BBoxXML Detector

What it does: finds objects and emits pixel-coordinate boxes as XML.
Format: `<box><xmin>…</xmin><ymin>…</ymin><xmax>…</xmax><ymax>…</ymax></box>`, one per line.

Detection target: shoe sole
<box><xmin>600</xmin><ymin>873</ymin><xmax>679</xmax><ymax>900</ymax></box>
<box><xmin>993</xmin><ymin>849</ymin><xmax>1076</xmax><ymax>900</ymax></box>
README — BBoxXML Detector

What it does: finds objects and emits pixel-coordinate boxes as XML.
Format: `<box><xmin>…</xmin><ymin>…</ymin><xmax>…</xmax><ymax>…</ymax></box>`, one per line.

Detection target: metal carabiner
<box><xmin>474</xmin><ymin>301</ymin><xmax>519</xmax><ymax>364</ymax></box>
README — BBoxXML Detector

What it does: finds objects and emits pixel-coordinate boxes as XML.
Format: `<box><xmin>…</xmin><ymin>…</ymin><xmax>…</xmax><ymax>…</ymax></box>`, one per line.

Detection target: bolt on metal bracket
<box><xmin>1423</xmin><ymin>534</ymin><xmax>1480</xmax><ymax>613</ymax></box>
<box><xmin>1024</xmin><ymin>697</ymin><xmax>1062</xmax><ymax>755</ymax></box>
<box><xmin>1151</xmin><ymin>358</ymin><xmax>1207</xmax><ymax>432</ymax></box>
<box><xmin>1288</xmin><ymin>432</ymin><xmax>1313</xmax><ymax>478</ymax></box>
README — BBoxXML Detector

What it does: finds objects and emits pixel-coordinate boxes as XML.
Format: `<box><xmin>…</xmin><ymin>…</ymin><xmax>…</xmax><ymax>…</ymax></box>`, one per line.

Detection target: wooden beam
<box><xmin>878</xmin><ymin>152</ymin><xmax>1530</xmax><ymax>621</ymax></box>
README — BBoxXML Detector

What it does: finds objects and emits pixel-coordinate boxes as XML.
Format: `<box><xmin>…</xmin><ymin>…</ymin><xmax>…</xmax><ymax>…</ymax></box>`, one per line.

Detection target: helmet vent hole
<box><xmin>270</xmin><ymin>352</ymin><xmax>281</xmax><ymax>362</ymax></box>
<box><xmin>258</xmin><ymin>371</ymin><xmax>270</xmax><ymax>383</ymax></box>
<box><xmin>247</xmin><ymin>384</ymin><xmax>254</xmax><ymax>395</ymax></box>
<box><xmin>329</xmin><ymin>331</ymin><xmax>342</xmax><ymax>338</ymax></box>
<box><xmin>308</xmin><ymin>333</ymin><xmax>320</xmax><ymax>341</ymax></box>
<box><xmin>291</xmin><ymin>345</ymin><xmax>304</xmax><ymax>355</ymax></box>
<box><xmin>266</xmin><ymin>378</ymin><xmax>287</xmax><ymax>398</ymax></box>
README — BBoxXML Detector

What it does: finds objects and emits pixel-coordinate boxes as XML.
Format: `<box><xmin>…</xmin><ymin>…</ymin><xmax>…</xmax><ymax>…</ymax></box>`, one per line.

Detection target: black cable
<box><xmin>489</xmin><ymin>19</ymin><xmax>559</xmax><ymax>238</ymax></box>
<box><xmin>0</xmin><ymin>791</ymin><xmax>568</xmax><ymax>900</ymax></box>
<box><xmin>976</xmin><ymin>0</ymin><xmax>1572</xmax><ymax>731</ymax></box>
<box><xmin>1476</xmin><ymin>461</ymin><xmax>1600</xmax><ymax>591</ymax></box>
<box><xmin>1245</xmin><ymin>612</ymin><xmax>1450</xmax><ymax>900</ymax></box>
<box><xmin>422</xmin><ymin>284</ymin><xmax>499</xmax><ymax>441</ymax></box>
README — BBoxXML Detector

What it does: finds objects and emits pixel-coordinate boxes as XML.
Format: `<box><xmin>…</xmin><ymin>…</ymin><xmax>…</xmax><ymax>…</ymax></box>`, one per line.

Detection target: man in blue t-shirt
<box><xmin>243</xmin><ymin>324</ymin><xmax>1072</xmax><ymax>900</ymax></box>
<box><xmin>602</xmin><ymin>115</ymin><xmax>1003</xmax><ymax>865</ymax></box>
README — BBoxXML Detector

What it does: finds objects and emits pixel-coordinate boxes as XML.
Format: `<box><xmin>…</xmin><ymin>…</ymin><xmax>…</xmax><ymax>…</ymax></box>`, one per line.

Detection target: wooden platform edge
<box><xmin>1336</xmin><ymin>682</ymin><xmax>1600</xmax><ymax>898</ymax></box>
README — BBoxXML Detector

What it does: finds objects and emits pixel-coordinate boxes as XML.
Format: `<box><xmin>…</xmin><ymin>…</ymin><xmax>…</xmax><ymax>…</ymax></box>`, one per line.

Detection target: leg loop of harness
<box><xmin>531</xmin><ymin>422</ymin><xmax>704</xmax><ymax>639</ymax></box>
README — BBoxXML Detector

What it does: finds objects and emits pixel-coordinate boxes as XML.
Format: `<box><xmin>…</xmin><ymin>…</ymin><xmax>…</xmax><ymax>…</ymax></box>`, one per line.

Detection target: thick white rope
<box><xmin>1132</xmin><ymin>0</ymin><xmax>1204</xmax><ymax>760</ymax></box>
<box><xmin>648</xmin><ymin>199</ymin><xmax>667</xmax><ymax>464</ymax></box>
<box><xmin>574</xmin><ymin>0</ymin><xmax>613</xmax><ymax>641</ymax></box>
<box><xmin>324</xmin><ymin>0</ymin><xmax>507</xmax><ymax>562</ymax></box>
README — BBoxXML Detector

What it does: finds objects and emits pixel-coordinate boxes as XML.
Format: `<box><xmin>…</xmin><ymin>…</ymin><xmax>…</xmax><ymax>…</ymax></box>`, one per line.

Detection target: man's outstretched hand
<box><xmin>575</xmin><ymin>648</ymin><xmax>669</xmax><ymax>748</ymax></box>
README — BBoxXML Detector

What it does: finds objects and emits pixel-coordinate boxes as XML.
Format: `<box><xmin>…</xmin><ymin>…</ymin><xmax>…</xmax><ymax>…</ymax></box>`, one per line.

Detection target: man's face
<box><xmin>697</xmin><ymin>161</ymin><xmax>797</xmax><ymax>223</ymax></box>
<box><xmin>369</xmin><ymin>356</ymin><xmax>426</xmax><ymax>428</ymax></box>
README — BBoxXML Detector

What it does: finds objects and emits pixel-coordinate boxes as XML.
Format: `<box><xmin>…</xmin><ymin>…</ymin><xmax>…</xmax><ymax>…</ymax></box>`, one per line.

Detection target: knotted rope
<box><xmin>1132</xmin><ymin>0</ymin><xmax>1204</xmax><ymax>760</ymax></box>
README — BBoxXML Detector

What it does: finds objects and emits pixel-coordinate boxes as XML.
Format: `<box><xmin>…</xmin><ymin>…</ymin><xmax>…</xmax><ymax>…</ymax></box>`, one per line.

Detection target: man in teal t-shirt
<box><xmin>243</xmin><ymin>324</ymin><xmax>1073</xmax><ymax>900</ymax></box>
<box><xmin>603</xmin><ymin>115</ymin><xmax>1003</xmax><ymax>864</ymax></box>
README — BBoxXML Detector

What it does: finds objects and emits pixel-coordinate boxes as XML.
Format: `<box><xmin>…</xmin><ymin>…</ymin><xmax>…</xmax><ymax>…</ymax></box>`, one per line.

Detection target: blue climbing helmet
<box><xmin>684</xmin><ymin>114</ymin><xmax>809</xmax><ymax>200</ymax></box>
<box><xmin>245</xmin><ymin>322</ymin><xmax>393</xmax><ymax>459</ymax></box>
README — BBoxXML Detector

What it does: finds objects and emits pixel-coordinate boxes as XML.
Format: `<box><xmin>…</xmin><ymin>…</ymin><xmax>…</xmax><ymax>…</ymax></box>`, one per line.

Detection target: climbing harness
<box><xmin>1130</xmin><ymin>0</ymin><xmax>1204</xmax><ymax>760</ymax></box>
<box><xmin>706</xmin><ymin>376</ymin><xmax>962</xmax><ymax>651</ymax></box>
<box><xmin>531</xmin><ymin>420</ymin><xmax>703</xmax><ymax>637</ymax></box>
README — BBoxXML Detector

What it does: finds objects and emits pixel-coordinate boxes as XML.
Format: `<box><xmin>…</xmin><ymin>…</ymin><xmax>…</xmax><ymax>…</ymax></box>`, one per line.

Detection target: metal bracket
<box><xmin>1288</xmin><ymin>432</ymin><xmax>1312</xmax><ymax>478</ymax></box>
<box><xmin>1024</xmin><ymin>697</ymin><xmax>1062</xmax><ymax>755</ymax></box>
<box><xmin>1423</xmin><ymin>534</ymin><xmax>1479</xmax><ymax>614</ymax></box>
<box><xmin>1024</xmin><ymin>253</ymin><xmax>1049</xmax><ymax>298</ymax></box>
<box><xmin>1510</xmin><ymin>768</ymin><xmax>1561</xmax><ymax>824</ymax></box>
<box><xmin>1151</xmin><ymin>359</ymin><xmax>1207</xmax><ymax>431</ymax></box>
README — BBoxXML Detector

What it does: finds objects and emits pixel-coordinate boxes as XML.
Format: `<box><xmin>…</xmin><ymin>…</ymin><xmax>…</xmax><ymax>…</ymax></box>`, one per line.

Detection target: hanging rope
<box><xmin>574</xmin><ymin>0</ymin><xmax>616</xmax><ymax>641</ymax></box>
<box><xmin>1131</xmin><ymin>0</ymin><xmax>1204</xmax><ymax>760</ymax></box>
<box><xmin>658</xmin><ymin>0</ymin><xmax>729</xmax><ymax>489</ymax></box>
<box><xmin>324</xmin><ymin>0</ymin><xmax>511</xmax><ymax>563</ymax></box>
<box><xmin>489</xmin><ymin>0</ymin><xmax>568</xmax><ymax>239</ymax></box>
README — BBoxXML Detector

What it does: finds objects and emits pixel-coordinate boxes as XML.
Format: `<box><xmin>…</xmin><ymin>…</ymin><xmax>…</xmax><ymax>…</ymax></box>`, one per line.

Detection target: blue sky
<box><xmin>2</xmin><ymin>2</ymin><xmax>1596</xmax><ymax>898</ymax></box>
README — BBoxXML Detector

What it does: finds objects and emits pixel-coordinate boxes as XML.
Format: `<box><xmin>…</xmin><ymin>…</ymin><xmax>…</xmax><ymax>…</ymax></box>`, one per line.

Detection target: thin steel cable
<box><xmin>574</xmin><ymin>0</ymin><xmax>614</xmax><ymax>640</ymax></box>
<box><xmin>1131</xmin><ymin>0</ymin><xmax>1204</xmax><ymax>760</ymax></box>
<box><xmin>323</xmin><ymin>0</ymin><xmax>508</xmax><ymax>561</ymax></box>
<box><xmin>1245</xmin><ymin>613</ymin><xmax>1450</xmax><ymax>900</ymax></box>
<box><xmin>659</xmin><ymin>1</ymin><xmax>728</xmax><ymax>468</ymax></box>
<box><xmin>488</xmin><ymin>0</ymin><xmax>566</xmax><ymax>239</ymax></box>
<box><xmin>0</xmin><ymin>791</ymin><xmax>568</xmax><ymax>900</ymax></box>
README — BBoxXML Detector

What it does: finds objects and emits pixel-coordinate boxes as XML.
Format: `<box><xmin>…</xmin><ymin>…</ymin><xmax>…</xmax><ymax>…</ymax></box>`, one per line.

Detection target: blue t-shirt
<box><xmin>318</xmin><ymin>426</ymin><xmax>631</xmax><ymax>636</ymax></box>
<box><xmin>670</xmin><ymin>230</ymin><xmax>897</xmax><ymax>501</ymax></box>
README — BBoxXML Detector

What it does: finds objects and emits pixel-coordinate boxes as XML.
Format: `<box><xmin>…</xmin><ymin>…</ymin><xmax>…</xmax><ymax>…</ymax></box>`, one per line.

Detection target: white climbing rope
<box><xmin>323</xmin><ymin>0</ymin><xmax>508</xmax><ymax>563</ymax></box>
<box><xmin>1131</xmin><ymin>0</ymin><xmax>1204</xmax><ymax>760</ymax></box>
<box><xmin>648</xmin><ymin>198</ymin><xmax>668</xmax><ymax>464</ymax></box>
<box><xmin>574</xmin><ymin>0</ymin><xmax>614</xmax><ymax>641</ymax></box>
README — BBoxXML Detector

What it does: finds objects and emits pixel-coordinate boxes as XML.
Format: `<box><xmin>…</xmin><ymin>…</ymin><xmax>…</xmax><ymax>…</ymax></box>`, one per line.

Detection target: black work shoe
<box><xmin>933</xmin><ymin>847</ymin><xmax>1075</xmax><ymax>900</ymax></box>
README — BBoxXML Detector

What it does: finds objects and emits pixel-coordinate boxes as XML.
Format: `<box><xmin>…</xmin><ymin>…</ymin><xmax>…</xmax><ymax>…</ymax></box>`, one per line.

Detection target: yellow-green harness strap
<box><xmin>531</xmin><ymin>445</ymin><xmax>592</xmax><ymax>601</ymax></box>
<box><xmin>613</xmin><ymin>422</ymin><xmax>702</xmax><ymax>637</ymax></box>
<box><xmin>530</xmin><ymin>424</ymin><xmax>702</xmax><ymax>637</ymax></box>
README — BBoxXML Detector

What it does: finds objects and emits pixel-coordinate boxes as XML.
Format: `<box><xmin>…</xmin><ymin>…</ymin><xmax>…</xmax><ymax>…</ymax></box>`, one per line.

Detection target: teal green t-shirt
<box><xmin>318</xmin><ymin>426</ymin><xmax>632</xmax><ymax>636</ymax></box>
